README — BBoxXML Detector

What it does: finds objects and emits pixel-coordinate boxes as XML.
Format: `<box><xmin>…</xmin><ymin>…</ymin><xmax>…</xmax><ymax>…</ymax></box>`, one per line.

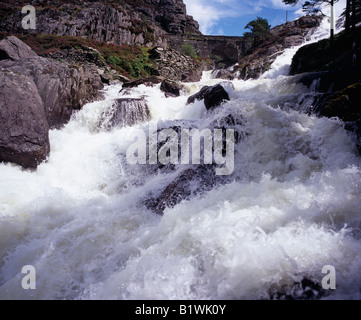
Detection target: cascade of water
<box><xmin>1</xmin><ymin>14</ymin><xmax>360</xmax><ymax>300</ymax></box>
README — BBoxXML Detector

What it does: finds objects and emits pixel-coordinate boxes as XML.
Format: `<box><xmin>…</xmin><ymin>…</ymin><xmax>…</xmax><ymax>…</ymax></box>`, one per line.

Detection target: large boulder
<box><xmin>187</xmin><ymin>84</ymin><xmax>230</xmax><ymax>110</ymax></box>
<box><xmin>0</xmin><ymin>69</ymin><xmax>50</xmax><ymax>168</ymax></box>
<box><xmin>160</xmin><ymin>79</ymin><xmax>184</xmax><ymax>97</ymax></box>
<box><xmin>0</xmin><ymin>36</ymin><xmax>104</xmax><ymax>129</ymax></box>
<box><xmin>0</xmin><ymin>36</ymin><xmax>38</xmax><ymax>61</ymax></box>
<box><xmin>0</xmin><ymin>36</ymin><xmax>104</xmax><ymax>169</ymax></box>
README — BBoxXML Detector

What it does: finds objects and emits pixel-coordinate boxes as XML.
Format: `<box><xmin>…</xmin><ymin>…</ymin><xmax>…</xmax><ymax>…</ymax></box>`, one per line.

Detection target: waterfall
<box><xmin>97</xmin><ymin>98</ymin><xmax>151</xmax><ymax>130</ymax></box>
<box><xmin>1</xmin><ymin>19</ymin><xmax>361</xmax><ymax>300</ymax></box>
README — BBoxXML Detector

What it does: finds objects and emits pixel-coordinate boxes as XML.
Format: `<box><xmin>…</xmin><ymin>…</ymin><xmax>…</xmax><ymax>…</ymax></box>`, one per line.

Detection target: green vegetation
<box><xmin>210</xmin><ymin>54</ymin><xmax>222</xmax><ymax>62</ymax></box>
<box><xmin>181</xmin><ymin>43</ymin><xmax>198</xmax><ymax>59</ymax></box>
<box><xmin>243</xmin><ymin>17</ymin><xmax>271</xmax><ymax>48</ymax></box>
<box><xmin>0</xmin><ymin>32</ymin><xmax>156</xmax><ymax>79</ymax></box>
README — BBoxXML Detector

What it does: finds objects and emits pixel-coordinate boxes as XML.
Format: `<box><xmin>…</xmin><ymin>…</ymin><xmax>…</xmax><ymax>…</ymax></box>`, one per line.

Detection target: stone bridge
<box><xmin>165</xmin><ymin>34</ymin><xmax>247</xmax><ymax>67</ymax></box>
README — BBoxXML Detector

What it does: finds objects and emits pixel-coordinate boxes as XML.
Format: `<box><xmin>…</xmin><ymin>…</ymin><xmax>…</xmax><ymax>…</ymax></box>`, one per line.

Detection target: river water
<box><xmin>1</xmin><ymin>16</ymin><xmax>361</xmax><ymax>300</ymax></box>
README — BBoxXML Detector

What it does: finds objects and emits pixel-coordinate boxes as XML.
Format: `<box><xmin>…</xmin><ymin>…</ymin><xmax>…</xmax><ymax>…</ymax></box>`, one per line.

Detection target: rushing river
<box><xmin>1</xmin><ymin>17</ymin><xmax>361</xmax><ymax>300</ymax></box>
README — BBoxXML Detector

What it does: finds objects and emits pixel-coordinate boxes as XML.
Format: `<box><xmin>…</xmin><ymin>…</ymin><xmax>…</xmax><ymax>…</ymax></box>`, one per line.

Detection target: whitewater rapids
<box><xmin>1</xmin><ymin>19</ymin><xmax>361</xmax><ymax>300</ymax></box>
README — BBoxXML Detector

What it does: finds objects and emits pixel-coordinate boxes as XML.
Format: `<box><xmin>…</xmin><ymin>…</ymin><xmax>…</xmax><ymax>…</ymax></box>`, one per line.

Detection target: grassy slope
<box><xmin>0</xmin><ymin>32</ymin><xmax>156</xmax><ymax>79</ymax></box>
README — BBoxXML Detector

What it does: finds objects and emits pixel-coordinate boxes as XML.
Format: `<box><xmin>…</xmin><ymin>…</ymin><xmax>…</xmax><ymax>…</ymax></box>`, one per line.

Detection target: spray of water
<box><xmin>1</xmin><ymin>16</ymin><xmax>360</xmax><ymax>300</ymax></box>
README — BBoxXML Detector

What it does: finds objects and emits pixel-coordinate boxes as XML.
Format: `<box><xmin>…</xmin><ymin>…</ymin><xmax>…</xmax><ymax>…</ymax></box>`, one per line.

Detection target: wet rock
<box><xmin>121</xmin><ymin>76</ymin><xmax>165</xmax><ymax>90</ymax></box>
<box><xmin>345</xmin><ymin>120</ymin><xmax>361</xmax><ymax>154</ymax></box>
<box><xmin>315</xmin><ymin>83</ymin><xmax>361</xmax><ymax>122</ymax></box>
<box><xmin>0</xmin><ymin>36</ymin><xmax>38</xmax><ymax>61</ymax></box>
<box><xmin>160</xmin><ymin>79</ymin><xmax>184</xmax><ymax>97</ymax></box>
<box><xmin>187</xmin><ymin>84</ymin><xmax>230</xmax><ymax>110</ymax></box>
<box><xmin>214</xmin><ymin>69</ymin><xmax>236</xmax><ymax>80</ymax></box>
<box><xmin>100</xmin><ymin>73</ymin><xmax>111</xmax><ymax>85</ymax></box>
<box><xmin>145</xmin><ymin>166</ymin><xmax>218</xmax><ymax>215</ymax></box>
<box><xmin>270</xmin><ymin>278</ymin><xmax>326</xmax><ymax>300</ymax></box>
<box><xmin>0</xmin><ymin>69</ymin><xmax>50</xmax><ymax>169</ymax></box>
<box><xmin>98</xmin><ymin>98</ymin><xmax>151</xmax><ymax>130</ymax></box>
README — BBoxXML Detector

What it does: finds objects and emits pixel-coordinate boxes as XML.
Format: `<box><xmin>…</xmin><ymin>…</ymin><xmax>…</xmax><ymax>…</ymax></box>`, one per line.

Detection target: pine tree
<box><xmin>243</xmin><ymin>17</ymin><xmax>271</xmax><ymax>48</ymax></box>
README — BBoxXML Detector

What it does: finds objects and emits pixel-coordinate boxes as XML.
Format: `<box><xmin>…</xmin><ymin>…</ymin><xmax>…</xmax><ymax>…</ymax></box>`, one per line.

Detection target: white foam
<box><xmin>1</xmin><ymin>17</ymin><xmax>361</xmax><ymax>300</ymax></box>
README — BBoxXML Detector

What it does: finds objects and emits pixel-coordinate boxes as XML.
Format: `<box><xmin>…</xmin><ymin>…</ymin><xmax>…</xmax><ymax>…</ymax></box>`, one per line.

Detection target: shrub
<box><xmin>181</xmin><ymin>43</ymin><xmax>198</xmax><ymax>59</ymax></box>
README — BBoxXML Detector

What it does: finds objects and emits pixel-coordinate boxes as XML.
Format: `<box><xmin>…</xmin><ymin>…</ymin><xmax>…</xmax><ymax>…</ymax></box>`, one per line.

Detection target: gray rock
<box><xmin>214</xmin><ymin>69</ymin><xmax>236</xmax><ymax>80</ymax></box>
<box><xmin>0</xmin><ymin>0</ymin><xmax>200</xmax><ymax>48</ymax></box>
<box><xmin>98</xmin><ymin>98</ymin><xmax>151</xmax><ymax>130</ymax></box>
<box><xmin>0</xmin><ymin>69</ymin><xmax>50</xmax><ymax>169</ymax></box>
<box><xmin>0</xmin><ymin>36</ymin><xmax>38</xmax><ymax>61</ymax></box>
<box><xmin>149</xmin><ymin>47</ymin><xmax>203</xmax><ymax>82</ymax></box>
<box><xmin>0</xmin><ymin>52</ymin><xmax>103</xmax><ymax>129</ymax></box>
<box><xmin>160</xmin><ymin>79</ymin><xmax>184</xmax><ymax>97</ymax></box>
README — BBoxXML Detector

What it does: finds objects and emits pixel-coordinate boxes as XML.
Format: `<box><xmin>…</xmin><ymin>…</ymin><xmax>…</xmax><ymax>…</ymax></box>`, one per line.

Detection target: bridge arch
<box><xmin>210</xmin><ymin>43</ymin><xmax>239</xmax><ymax>68</ymax></box>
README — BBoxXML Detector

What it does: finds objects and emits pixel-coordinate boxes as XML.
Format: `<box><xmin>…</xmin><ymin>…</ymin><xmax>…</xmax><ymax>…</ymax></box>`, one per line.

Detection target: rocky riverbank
<box><xmin>0</xmin><ymin>36</ymin><xmax>103</xmax><ymax>168</ymax></box>
<box><xmin>290</xmin><ymin>26</ymin><xmax>361</xmax><ymax>151</ymax></box>
<box><xmin>214</xmin><ymin>16</ymin><xmax>322</xmax><ymax>80</ymax></box>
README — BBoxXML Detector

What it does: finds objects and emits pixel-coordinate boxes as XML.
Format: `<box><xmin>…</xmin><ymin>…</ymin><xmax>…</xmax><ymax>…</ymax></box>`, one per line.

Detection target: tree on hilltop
<box><xmin>243</xmin><ymin>17</ymin><xmax>271</xmax><ymax>47</ymax></box>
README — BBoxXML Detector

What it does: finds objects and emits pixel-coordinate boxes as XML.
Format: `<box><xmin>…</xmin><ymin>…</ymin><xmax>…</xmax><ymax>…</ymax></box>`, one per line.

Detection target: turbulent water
<box><xmin>1</xmin><ymin>18</ymin><xmax>361</xmax><ymax>300</ymax></box>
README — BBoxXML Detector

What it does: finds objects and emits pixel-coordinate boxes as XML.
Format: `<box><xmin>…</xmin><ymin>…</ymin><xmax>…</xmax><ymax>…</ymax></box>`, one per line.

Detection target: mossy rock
<box><xmin>319</xmin><ymin>83</ymin><xmax>361</xmax><ymax>122</ymax></box>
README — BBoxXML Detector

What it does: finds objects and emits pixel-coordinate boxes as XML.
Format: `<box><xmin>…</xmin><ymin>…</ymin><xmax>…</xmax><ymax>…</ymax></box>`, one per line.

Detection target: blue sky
<box><xmin>183</xmin><ymin>0</ymin><xmax>347</xmax><ymax>36</ymax></box>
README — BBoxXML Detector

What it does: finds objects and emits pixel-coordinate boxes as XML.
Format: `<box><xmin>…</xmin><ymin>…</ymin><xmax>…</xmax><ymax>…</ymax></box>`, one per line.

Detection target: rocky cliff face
<box><xmin>214</xmin><ymin>16</ymin><xmax>322</xmax><ymax>80</ymax></box>
<box><xmin>0</xmin><ymin>0</ymin><xmax>200</xmax><ymax>48</ymax></box>
<box><xmin>0</xmin><ymin>36</ymin><xmax>103</xmax><ymax>168</ymax></box>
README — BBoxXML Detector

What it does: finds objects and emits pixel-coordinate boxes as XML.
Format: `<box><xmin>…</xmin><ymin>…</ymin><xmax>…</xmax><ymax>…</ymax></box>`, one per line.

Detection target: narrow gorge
<box><xmin>0</xmin><ymin>0</ymin><xmax>361</xmax><ymax>301</ymax></box>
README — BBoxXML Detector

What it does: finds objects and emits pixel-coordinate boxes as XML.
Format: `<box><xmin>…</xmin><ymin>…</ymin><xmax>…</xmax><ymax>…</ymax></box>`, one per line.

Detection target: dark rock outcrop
<box><xmin>160</xmin><ymin>79</ymin><xmax>184</xmax><ymax>97</ymax></box>
<box><xmin>290</xmin><ymin>26</ymin><xmax>361</xmax><ymax>92</ymax></box>
<box><xmin>0</xmin><ymin>69</ymin><xmax>50</xmax><ymax>168</ymax></box>
<box><xmin>290</xmin><ymin>27</ymin><xmax>361</xmax><ymax>152</ymax></box>
<box><xmin>315</xmin><ymin>83</ymin><xmax>361</xmax><ymax>122</ymax></box>
<box><xmin>98</xmin><ymin>98</ymin><xmax>151</xmax><ymax>130</ymax></box>
<box><xmin>187</xmin><ymin>84</ymin><xmax>230</xmax><ymax>110</ymax></box>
